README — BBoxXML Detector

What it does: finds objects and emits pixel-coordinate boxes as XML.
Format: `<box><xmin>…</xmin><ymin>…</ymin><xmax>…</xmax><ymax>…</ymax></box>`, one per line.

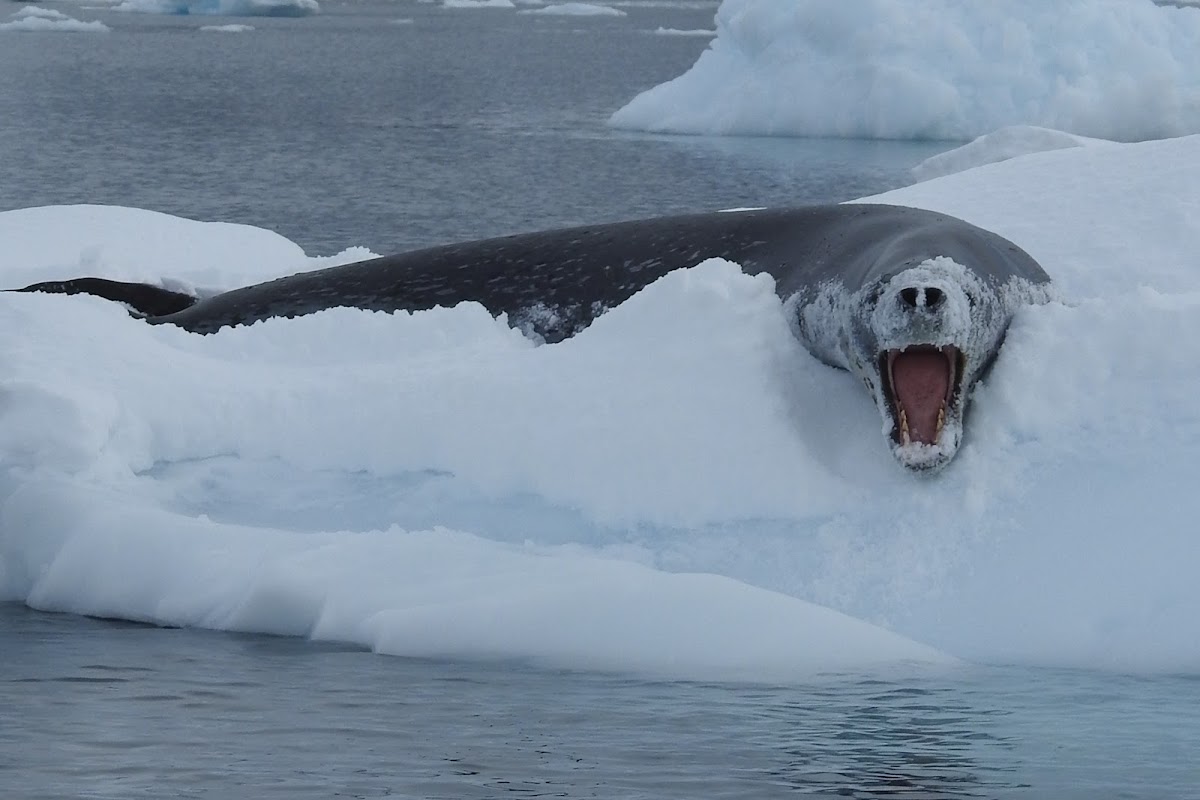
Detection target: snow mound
<box><xmin>913</xmin><ymin>126</ymin><xmax>1115</xmax><ymax>181</ymax></box>
<box><xmin>0</xmin><ymin>205</ymin><xmax>322</xmax><ymax>296</ymax></box>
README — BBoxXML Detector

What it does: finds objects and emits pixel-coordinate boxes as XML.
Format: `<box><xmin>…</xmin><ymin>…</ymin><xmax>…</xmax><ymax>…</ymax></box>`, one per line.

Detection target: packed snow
<box><xmin>3</xmin><ymin>136</ymin><xmax>1200</xmax><ymax>679</ymax></box>
<box><xmin>199</xmin><ymin>23</ymin><xmax>254</xmax><ymax>31</ymax></box>
<box><xmin>911</xmin><ymin>125</ymin><xmax>1114</xmax><ymax>182</ymax></box>
<box><xmin>610</xmin><ymin>0</ymin><xmax>1200</xmax><ymax>142</ymax></box>
<box><xmin>0</xmin><ymin>5</ymin><xmax>109</xmax><ymax>31</ymax></box>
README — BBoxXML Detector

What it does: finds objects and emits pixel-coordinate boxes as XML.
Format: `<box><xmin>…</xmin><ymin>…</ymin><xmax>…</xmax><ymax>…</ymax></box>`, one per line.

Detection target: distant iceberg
<box><xmin>518</xmin><ymin>3</ymin><xmax>626</xmax><ymax>15</ymax></box>
<box><xmin>0</xmin><ymin>5</ymin><xmax>110</xmax><ymax>30</ymax></box>
<box><xmin>115</xmin><ymin>0</ymin><xmax>318</xmax><ymax>17</ymax></box>
<box><xmin>442</xmin><ymin>0</ymin><xmax>515</xmax><ymax>9</ymax></box>
<box><xmin>650</xmin><ymin>27</ymin><xmax>716</xmax><ymax>37</ymax></box>
<box><xmin>611</xmin><ymin>0</ymin><xmax>1200</xmax><ymax>142</ymax></box>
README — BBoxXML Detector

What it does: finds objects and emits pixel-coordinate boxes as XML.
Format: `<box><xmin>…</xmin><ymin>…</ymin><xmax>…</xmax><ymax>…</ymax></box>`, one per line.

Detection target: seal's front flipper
<box><xmin>12</xmin><ymin>277</ymin><xmax>197</xmax><ymax>318</ymax></box>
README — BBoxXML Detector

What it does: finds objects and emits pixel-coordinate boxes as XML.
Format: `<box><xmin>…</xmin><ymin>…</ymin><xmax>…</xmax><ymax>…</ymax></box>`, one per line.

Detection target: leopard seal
<box><xmin>14</xmin><ymin>204</ymin><xmax>1052</xmax><ymax>472</ymax></box>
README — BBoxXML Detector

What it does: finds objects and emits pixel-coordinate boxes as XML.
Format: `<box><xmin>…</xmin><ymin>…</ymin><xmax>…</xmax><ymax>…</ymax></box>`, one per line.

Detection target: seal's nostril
<box><xmin>899</xmin><ymin>286</ymin><xmax>945</xmax><ymax>310</ymax></box>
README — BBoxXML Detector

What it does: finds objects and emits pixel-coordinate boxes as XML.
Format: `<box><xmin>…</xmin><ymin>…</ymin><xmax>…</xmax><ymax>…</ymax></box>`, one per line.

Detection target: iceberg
<box><xmin>610</xmin><ymin>0</ymin><xmax>1200</xmax><ymax>142</ymax></box>
<box><xmin>3</xmin><ymin>136</ymin><xmax>1200</xmax><ymax>677</ymax></box>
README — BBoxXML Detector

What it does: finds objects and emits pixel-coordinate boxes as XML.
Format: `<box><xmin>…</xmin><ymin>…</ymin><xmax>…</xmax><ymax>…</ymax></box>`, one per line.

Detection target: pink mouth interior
<box><xmin>890</xmin><ymin>350</ymin><xmax>951</xmax><ymax>445</ymax></box>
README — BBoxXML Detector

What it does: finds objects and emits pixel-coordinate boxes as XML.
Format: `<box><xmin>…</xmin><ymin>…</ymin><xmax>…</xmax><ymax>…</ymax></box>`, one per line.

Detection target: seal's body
<box><xmin>17</xmin><ymin>205</ymin><xmax>1053</xmax><ymax>471</ymax></box>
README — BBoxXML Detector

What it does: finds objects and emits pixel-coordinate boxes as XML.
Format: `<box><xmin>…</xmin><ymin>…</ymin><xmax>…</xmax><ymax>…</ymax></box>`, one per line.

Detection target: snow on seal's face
<box><xmin>793</xmin><ymin>256</ymin><xmax>1050</xmax><ymax>473</ymax></box>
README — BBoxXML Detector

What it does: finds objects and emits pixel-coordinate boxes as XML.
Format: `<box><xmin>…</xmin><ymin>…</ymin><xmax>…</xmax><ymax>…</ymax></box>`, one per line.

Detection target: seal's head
<box><xmin>795</xmin><ymin>255</ymin><xmax>1029</xmax><ymax>473</ymax></box>
<box><xmin>848</xmin><ymin>257</ymin><xmax>1008</xmax><ymax>472</ymax></box>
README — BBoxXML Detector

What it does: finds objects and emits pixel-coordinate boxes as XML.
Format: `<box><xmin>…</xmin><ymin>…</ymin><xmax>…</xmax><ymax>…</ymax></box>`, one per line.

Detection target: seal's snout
<box><xmin>897</xmin><ymin>285</ymin><xmax>946</xmax><ymax>312</ymax></box>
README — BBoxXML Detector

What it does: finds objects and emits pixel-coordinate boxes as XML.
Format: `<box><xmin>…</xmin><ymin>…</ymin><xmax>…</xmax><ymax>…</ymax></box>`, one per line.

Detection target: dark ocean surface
<box><xmin>0</xmin><ymin>0</ymin><xmax>942</xmax><ymax>256</ymax></box>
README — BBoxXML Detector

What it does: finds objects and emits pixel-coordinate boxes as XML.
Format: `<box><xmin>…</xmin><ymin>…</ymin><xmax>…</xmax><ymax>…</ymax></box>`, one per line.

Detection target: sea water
<box><xmin>1</xmin><ymin>2</ymin><xmax>1197</xmax><ymax>798</ymax></box>
<box><xmin>0</xmin><ymin>0</ymin><xmax>942</xmax><ymax>256</ymax></box>
<box><xmin>4</xmin><ymin>606</ymin><xmax>1200</xmax><ymax>799</ymax></box>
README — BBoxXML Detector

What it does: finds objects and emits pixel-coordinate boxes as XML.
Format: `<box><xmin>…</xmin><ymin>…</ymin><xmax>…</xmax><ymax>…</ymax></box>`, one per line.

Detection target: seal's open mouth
<box><xmin>879</xmin><ymin>345</ymin><xmax>963</xmax><ymax>446</ymax></box>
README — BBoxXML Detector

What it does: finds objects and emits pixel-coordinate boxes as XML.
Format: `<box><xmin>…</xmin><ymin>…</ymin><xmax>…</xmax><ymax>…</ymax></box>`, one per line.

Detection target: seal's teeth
<box><xmin>936</xmin><ymin>405</ymin><xmax>946</xmax><ymax>438</ymax></box>
<box><xmin>899</xmin><ymin>408</ymin><xmax>911</xmax><ymax>446</ymax></box>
